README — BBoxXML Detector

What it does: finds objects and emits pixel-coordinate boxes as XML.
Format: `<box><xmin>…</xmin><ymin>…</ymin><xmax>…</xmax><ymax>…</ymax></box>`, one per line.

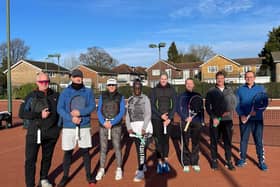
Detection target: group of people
<box><xmin>19</xmin><ymin>69</ymin><xmax>268</xmax><ymax>187</ymax></box>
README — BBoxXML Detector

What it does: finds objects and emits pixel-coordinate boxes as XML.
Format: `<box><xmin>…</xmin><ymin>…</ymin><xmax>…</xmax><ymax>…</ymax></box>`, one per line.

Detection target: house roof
<box><xmin>82</xmin><ymin>65</ymin><xmax>116</xmax><ymax>75</ymax></box>
<box><xmin>175</xmin><ymin>62</ymin><xmax>203</xmax><ymax>69</ymax></box>
<box><xmin>232</xmin><ymin>57</ymin><xmax>263</xmax><ymax>65</ymax></box>
<box><xmin>200</xmin><ymin>54</ymin><xmax>240</xmax><ymax>67</ymax></box>
<box><xmin>146</xmin><ymin>60</ymin><xmax>179</xmax><ymax>71</ymax></box>
<box><xmin>3</xmin><ymin>59</ymin><xmax>69</xmax><ymax>74</ymax></box>
<box><xmin>112</xmin><ymin>64</ymin><xmax>146</xmax><ymax>75</ymax></box>
<box><xmin>271</xmin><ymin>51</ymin><xmax>280</xmax><ymax>63</ymax></box>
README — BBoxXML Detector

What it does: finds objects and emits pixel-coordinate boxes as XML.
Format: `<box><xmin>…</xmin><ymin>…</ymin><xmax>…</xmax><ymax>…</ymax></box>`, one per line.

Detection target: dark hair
<box><xmin>185</xmin><ymin>78</ymin><xmax>194</xmax><ymax>83</ymax></box>
<box><xmin>215</xmin><ymin>71</ymin><xmax>225</xmax><ymax>78</ymax></box>
<box><xmin>133</xmin><ymin>78</ymin><xmax>142</xmax><ymax>88</ymax></box>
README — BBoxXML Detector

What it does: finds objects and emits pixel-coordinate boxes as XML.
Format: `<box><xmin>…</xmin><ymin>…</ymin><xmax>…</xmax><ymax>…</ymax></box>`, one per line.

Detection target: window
<box><xmin>208</xmin><ymin>66</ymin><xmax>218</xmax><ymax>73</ymax></box>
<box><xmin>152</xmin><ymin>69</ymin><xmax>160</xmax><ymax>76</ymax></box>
<box><xmin>183</xmin><ymin>70</ymin><xmax>190</xmax><ymax>79</ymax></box>
<box><xmin>243</xmin><ymin>66</ymin><xmax>251</xmax><ymax>73</ymax></box>
<box><xmin>256</xmin><ymin>65</ymin><xmax>261</xmax><ymax>73</ymax></box>
<box><xmin>224</xmin><ymin>65</ymin><xmax>233</xmax><ymax>72</ymax></box>
<box><xmin>48</xmin><ymin>72</ymin><xmax>55</xmax><ymax>77</ymax></box>
<box><xmin>165</xmin><ymin>69</ymin><xmax>171</xmax><ymax>78</ymax></box>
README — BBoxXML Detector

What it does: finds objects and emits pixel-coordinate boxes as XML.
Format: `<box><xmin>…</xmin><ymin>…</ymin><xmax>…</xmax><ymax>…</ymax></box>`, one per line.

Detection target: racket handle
<box><xmin>164</xmin><ymin>126</ymin><xmax>167</xmax><ymax>134</ymax></box>
<box><xmin>75</xmin><ymin>126</ymin><xmax>79</xmax><ymax>141</ymax></box>
<box><xmin>37</xmin><ymin>129</ymin><xmax>41</xmax><ymax>144</ymax></box>
<box><xmin>184</xmin><ymin>121</ymin><xmax>191</xmax><ymax>132</ymax></box>
<box><xmin>108</xmin><ymin>128</ymin><xmax>111</xmax><ymax>140</ymax></box>
<box><xmin>242</xmin><ymin>114</ymin><xmax>251</xmax><ymax>124</ymax></box>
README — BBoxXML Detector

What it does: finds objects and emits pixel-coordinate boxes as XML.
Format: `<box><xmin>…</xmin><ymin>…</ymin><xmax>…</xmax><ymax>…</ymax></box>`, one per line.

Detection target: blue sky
<box><xmin>0</xmin><ymin>0</ymin><xmax>280</xmax><ymax>67</ymax></box>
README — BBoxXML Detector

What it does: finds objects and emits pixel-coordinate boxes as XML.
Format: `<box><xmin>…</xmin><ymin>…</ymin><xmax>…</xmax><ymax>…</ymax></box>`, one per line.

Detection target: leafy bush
<box><xmin>13</xmin><ymin>83</ymin><xmax>37</xmax><ymax>99</ymax></box>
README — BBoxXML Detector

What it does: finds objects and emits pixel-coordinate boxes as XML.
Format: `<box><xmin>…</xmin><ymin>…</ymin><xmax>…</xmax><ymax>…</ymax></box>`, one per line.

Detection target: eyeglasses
<box><xmin>37</xmin><ymin>80</ymin><xmax>50</xmax><ymax>84</ymax></box>
<box><xmin>107</xmin><ymin>84</ymin><xmax>116</xmax><ymax>87</ymax></box>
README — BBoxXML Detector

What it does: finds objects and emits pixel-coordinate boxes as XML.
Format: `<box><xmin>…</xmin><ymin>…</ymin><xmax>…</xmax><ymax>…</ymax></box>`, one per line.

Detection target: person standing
<box><xmin>19</xmin><ymin>72</ymin><xmax>60</xmax><ymax>187</ymax></box>
<box><xmin>150</xmin><ymin>72</ymin><xmax>176</xmax><ymax>174</ymax></box>
<box><xmin>126</xmin><ymin>79</ymin><xmax>153</xmax><ymax>182</ymax></box>
<box><xmin>236</xmin><ymin>71</ymin><xmax>268</xmax><ymax>171</ymax></box>
<box><xmin>205</xmin><ymin>71</ymin><xmax>236</xmax><ymax>170</ymax></box>
<box><xmin>57</xmin><ymin>69</ymin><xmax>96</xmax><ymax>186</ymax></box>
<box><xmin>177</xmin><ymin>78</ymin><xmax>204</xmax><ymax>173</ymax></box>
<box><xmin>95</xmin><ymin>78</ymin><xmax>126</xmax><ymax>181</ymax></box>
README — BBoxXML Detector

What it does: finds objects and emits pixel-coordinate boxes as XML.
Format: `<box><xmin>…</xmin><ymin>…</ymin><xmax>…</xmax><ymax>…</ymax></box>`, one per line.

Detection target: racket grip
<box><xmin>37</xmin><ymin>129</ymin><xmax>41</xmax><ymax>144</ymax></box>
<box><xmin>108</xmin><ymin>128</ymin><xmax>111</xmax><ymax>140</ymax></box>
<box><xmin>164</xmin><ymin>126</ymin><xmax>167</xmax><ymax>134</ymax></box>
<box><xmin>242</xmin><ymin>115</ymin><xmax>251</xmax><ymax>124</ymax></box>
<box><xmin>75</xmin><ymin>126</ymin><xmax>79</xmax><ymax>141</ymax></box>
<box><xmin>184</xmin><ymin>121</ymin><xmax>191</xmax><ymax>132</ymax></box>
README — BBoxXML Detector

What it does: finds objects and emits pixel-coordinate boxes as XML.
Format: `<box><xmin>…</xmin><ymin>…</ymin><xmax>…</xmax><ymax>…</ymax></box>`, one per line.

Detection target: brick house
<box><xmin>74</xmin><ymin>64</ymin><xmax>117</xmax><ymax>91</ymax></box>
<box><xmin>3</xmin><ymin>59</ymin><xmax>70</xmax><ymax>88</ymax></box>
<box><xmin>112</xmin><ymin>64</ymin><xmax>147</xmax><ymax>86</ymax></box>
<box><xmin>271</xmin><ymin>51</ymin><xmax>280</xmax><ymax>82</ymax></box>
<box><xmin>200</xmin><ymin>54</ymin><xmax>269</xmax><ymax>83</ymax></box>
<box><xmin>146</xmin><ymin>60</ymin><xmax>202</xmax><ymax>87</ymax></box>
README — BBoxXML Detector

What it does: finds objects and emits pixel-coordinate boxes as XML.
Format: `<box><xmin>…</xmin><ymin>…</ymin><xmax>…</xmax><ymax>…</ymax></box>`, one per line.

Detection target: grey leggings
<box><xmin>99</xmin><ymin>125</ymin><xmax>122</xmax><ymax>168</ymax></box>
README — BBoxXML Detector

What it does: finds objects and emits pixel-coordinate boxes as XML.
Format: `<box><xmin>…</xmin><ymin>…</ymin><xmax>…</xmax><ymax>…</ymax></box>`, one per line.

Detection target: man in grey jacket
<box><xmin>205</xmin><ymin>71</ymin><xmax>236</xmax><ymax>171</ymax></box>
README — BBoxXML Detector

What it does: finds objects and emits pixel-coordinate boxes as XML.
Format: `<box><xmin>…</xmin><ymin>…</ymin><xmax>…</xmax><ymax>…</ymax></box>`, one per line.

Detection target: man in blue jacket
<box><xmin>57</xmin><ymin>69</ymin><xmax>96</xmax><ymax>186</ymax></box>
<box><xmin>95</xmin><ymin>78</ymin><xmax>126</xmax><ymax>181</ymax></box>
<box><xmin>236</xmin><ymin>71</ymin><xmax>268</xmax><ymax>171</ymax></box>
<box><xmin>177</xmin><ymin>78</ymin><xmax>204</xmax><ymax>173</ymax></box>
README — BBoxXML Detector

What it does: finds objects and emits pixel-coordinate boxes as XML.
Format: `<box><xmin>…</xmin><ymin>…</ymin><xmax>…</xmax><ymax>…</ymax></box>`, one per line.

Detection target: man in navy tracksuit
<box><xmin>236</xmin><ymin>71</ymin><xmax>268</xmax><ymax>171</ymax></box>
<box><xmin>177</xmin><ymin>78</ymin><xmax>204</xmax><ymax>173</ymax></box>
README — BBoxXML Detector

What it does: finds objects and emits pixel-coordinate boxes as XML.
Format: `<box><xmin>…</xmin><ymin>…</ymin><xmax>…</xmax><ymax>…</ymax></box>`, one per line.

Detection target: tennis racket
<box><xmin>105</xmin><ymin>118</ymin><xmax>114</xmax><ymax>140</ymax></box>
<box><xmin>31</xmin><ymin>97</ymin><xmax>49</xmax><ymax>144</ymax></box>
<box><xmin>184</xmin><ymin>95</ymin><xmax>203</xmax><ymax>132</ymax></box>
<box><xmin>70</xmin><ymin>95</ymin><xmax>86</xmax><ymax>141</ymax></box>
<box><xmin>242</xmin><ymin>92</ymin><xmax>268</xmax><ymax>124</ymax></box>
<box><xmin>129</xmin><ymin>132</ymin><xmax>153</xmax><ymax>166</ymax></box>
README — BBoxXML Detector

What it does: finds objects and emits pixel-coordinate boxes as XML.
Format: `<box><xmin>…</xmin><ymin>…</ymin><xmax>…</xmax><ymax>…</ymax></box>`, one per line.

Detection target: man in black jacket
<box><xmin>19</xmin><ymin>72</ymin><xmax>60</xmax><ymax>187</ymax></box>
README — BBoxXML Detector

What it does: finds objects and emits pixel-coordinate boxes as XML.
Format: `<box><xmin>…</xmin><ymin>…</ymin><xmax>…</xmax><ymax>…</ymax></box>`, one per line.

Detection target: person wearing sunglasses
<box><xmin>96</xmin><ymin>78</ymin><xmax>126</xmax><ymax>181</ymax></box>
<box><xmin>19</xmin><ymin>72</ymin><xmax>60</xmax><ymax>187</ymax></box>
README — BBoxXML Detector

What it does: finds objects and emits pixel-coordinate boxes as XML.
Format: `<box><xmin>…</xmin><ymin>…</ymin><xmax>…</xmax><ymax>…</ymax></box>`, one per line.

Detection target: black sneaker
<box><xmin>87</xmin><ymin>175</ymin><xmax>96</xmax><ymax>186</ymax></box>
<box><xmin>57</xmin><ymin>176</ymin><xmax>68</xmax><ymax>187</ymax></box>
<box><xmin>211</xmin><ymin>160</ymin><xmax>218</xmax><ymax>170</ymax></box>
<box><xmin>225</xmin><ymin>161</ymin><xmax>235</xmax><ymax>171</ymax></box>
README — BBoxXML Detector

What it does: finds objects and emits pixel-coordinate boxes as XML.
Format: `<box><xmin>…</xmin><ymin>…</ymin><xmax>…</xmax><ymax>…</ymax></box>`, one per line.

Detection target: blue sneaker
<box><xmin>236</xmin><ymin>159</ymin><xmax>246</xmax><ymax>167</ymax></box>
<box><xmin>259</xmin><ymin>162</ymin><xmax>268</xmax><ymax>171</ymax></box>
<box><xmin>162</xmin><ymin>162</ymin><xmax>170</xmax><ymax>173</ymax></box>
<box><xmin>157</xmin><ymin>163</ymin><xmax>163</xmax><ymax>174</ymax></box>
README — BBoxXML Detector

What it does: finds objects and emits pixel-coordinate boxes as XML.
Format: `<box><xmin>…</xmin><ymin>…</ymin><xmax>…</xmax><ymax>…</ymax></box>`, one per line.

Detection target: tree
<box><xmin>177</xmin><ymin>44</ymin><xmax>215</xmax><ymax>63</ymax></box>
<box><xmin>167</xmin><ymin>42</ymin><xmax>180</xmax><ymax>63</ymax></box>
<box><xmin>63</xmin><ymin>54</ymin><xmax>81</xmax><ymax>69</ymax></box>
<box><xmin>0</xmin><ymin>38</ymin><xmax>30</xmax><ymax>65</ymax></box>
<box><xmin>79</xmin><ymin>47</ymin><xmax>118</xmax><ymax>69</ymax></box>
<box><xmin>259</xmin><ymin>26</ymin><xmax>280</xmax><ymax>81</ymax></box>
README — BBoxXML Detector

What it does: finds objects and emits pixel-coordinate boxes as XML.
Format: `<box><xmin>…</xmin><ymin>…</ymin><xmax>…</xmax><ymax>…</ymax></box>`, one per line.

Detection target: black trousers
<box><xmin>209</xmin><ymin>120</ymin><xmax>233</xmax><ymax>161</ymax></box>
<box><xmin>152</xmin><ymin>119</ymin><xmax>170</xmax><ymax>160</ymax></box>
<box><xmin>25</xmin><ymin>134</ymin><xmax>57</xmax><ymax>187</ymax></box>
<box><xmin>181</xmin><ymin>121</ymin><xmax>201</xmax><ymax>166</ymax></box>
<box><xmin>134</xmin><ymin>137</ymin><xmax>148</xmax><ymax>170</ymax></box>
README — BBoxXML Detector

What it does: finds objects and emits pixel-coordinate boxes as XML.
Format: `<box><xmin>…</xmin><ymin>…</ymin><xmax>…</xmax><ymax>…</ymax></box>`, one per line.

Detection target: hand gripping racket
<box><xmin>70</xmin><ymin>95</ymin><xmax>86</xmax><ymax>141</ymax></box>
<box><xmin>184</xmin><ymin>95</ymin><xmax>203</xmax><ymax>132</ymax></box>
<box><xmin>242</xmin><ymin>92</ymin><xmax>268</xmax><ymax>124</ymax></box>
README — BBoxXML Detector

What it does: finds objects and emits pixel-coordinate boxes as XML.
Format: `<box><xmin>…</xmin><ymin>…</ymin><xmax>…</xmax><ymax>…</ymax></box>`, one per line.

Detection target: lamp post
<box><xmin>6</xmin><ymin>0</ymin><xmax>12</xmax><ymax>126</ymax></box>
<box><xmin>149</xmin><ymin>42</ymin><xmax>166</xmax><ymax>74</ymax></box>
<box><xmin>48</xmin><ymin>53</ymin><xmax>61</xmax><ymax>91</ymax></box>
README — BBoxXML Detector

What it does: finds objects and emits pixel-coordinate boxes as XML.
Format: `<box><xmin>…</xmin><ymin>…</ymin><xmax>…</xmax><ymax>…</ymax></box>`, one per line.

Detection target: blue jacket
<box><xmin>97</xmin><ymin>92</ymin><xmax>126</xmax><ymax>126</ymax></box>
<box><xmin>236</xmin><ymin>83</ymin><xmax>267</xmax><ymax>120</ymax></box>
<box><xmin>57</xmin><ymin>85</ymin><xmax>96</xmax><ymax>128</ymax></box>
<box><xmin>176</xmin><ymin>91</ymin><xmax>204</xmax><ymax>124</ymax></box>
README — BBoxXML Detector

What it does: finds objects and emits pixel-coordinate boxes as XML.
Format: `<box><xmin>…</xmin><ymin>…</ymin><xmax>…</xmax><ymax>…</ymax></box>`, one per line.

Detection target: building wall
<box><xmin>11</xmin><ymin>62</ymin><xmax>39</xmax><ymax>87</ymax></box>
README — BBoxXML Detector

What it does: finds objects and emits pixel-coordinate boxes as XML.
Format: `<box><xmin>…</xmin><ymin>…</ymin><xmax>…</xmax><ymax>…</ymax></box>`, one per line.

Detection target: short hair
<box><xmin>185</xmin><ymin>78</ymin><xmax>194</xmax><ymax>83</ymax></box>
<box><xmin>160</xmin><ymin>72</ymin><xmax>168</xmax><ymax>79</ymax></box>
<box><xmin>245</xmin><ymin>70</ymin><xmax>255</xmax><ymax>77</ymax></box>
<box><xmin>215</xmin><ymin>71</ymin><xmax>225</xmax><ymax>79</ymax></box>
<box><xmin>36</xmin><ymin>72</ymin><xmax>49</xmax><ymax>81</ymax></box>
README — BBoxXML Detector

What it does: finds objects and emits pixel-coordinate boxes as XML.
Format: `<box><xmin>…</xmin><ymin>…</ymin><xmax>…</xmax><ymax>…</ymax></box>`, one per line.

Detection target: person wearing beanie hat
<box><xmin>126</xmin><ymin>78</ymin><xmax>153</xmax><ymax>182</ymax></box>
<box><xmin>57</xmin><ymin>69</ymin><xmax>96</xmax><ymax>186</ymax></box>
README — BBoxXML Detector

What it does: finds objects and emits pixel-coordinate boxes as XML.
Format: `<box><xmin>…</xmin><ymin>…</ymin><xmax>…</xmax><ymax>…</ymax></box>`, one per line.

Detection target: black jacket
<box><xmin>19</xmin><ymin>88</ymin><xmax>60</xmax><ymax>140</ymax></box>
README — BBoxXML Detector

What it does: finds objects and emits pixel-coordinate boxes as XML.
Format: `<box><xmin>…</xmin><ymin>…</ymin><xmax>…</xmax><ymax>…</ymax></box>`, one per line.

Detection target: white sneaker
<box><xmin>115</xmin><ymin>167</ymin><xmax>123</xmax><ymax>180</ymax></box>
<box><xmin>133</xmin><ymin>170</ymin><xmax>144</xmax><ymax>182</ymax></box>
<box><xmin>192</xmin><ymin>165</ymin><xmax>201</xmax><ymax>172</ymax></box>
<box><xmin>183</xmin><ymin>166</ymin><xmax>190</xmax><ymax>173</ymax></box>
<box><xmin>40</xmin><ymin>179</ymin><xmax>53</xmax><ymax>187</ymax></box>
<box><xmin>95</xmin><ymin>168</ymin><xmax>105</xmax><ymax>181</ymax></box>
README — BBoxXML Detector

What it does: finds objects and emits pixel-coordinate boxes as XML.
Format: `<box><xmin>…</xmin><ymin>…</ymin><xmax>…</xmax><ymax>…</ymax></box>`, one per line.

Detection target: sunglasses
<box><xmin>37</xmin><ymin>80</ymin><xmax>50</xmax><ymax>84</ymax></box>
<box><xmin>107</xmin><ymin>84</ymin><xmax>116</xmax><ymax>87</ymax></box>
